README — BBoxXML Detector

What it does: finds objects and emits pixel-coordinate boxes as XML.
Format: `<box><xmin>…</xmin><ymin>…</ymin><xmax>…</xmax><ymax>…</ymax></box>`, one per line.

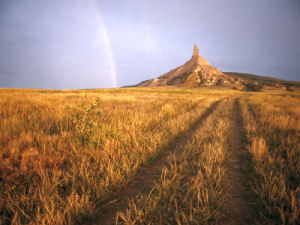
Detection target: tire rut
<box><xmin>89</xmin><ymin>99</ymin><xmax>222</xmax><ymax>225</ymax></box>
<box><xmin>223</xmin><ymin>98</ymin><xmax>256</xmax><ymax>225</ymax></box>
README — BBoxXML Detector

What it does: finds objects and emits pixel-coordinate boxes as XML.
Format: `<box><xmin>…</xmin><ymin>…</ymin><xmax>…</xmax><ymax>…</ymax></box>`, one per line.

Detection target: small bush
<box><xmin>67</xmin><ymin>96</ymin><xmax>101</xmax><ymax>146</ymax></box>
<box><xmin>243</xmin><ymin>82</ymin><xmax>262</xmax><ymax>91</ymax></box>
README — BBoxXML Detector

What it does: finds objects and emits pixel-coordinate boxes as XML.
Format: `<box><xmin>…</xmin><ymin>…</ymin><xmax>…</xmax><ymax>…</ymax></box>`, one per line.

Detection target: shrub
<box><xmin>67</xmin><ymin>96</ymin><xmax>101</xmax><ymax>146</ymax></box>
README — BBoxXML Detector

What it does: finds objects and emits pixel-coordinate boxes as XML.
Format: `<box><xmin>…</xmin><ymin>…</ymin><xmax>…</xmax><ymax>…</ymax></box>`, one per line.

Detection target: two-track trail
<box><xmin>223</xmin><ymin>98</ymin><xmax>256</xmax><ymax>225</ymax></box>
<box><xmin>90</xmin><ymin>99</ymin><xmax>222</xmax><ymax>225</ymax></box>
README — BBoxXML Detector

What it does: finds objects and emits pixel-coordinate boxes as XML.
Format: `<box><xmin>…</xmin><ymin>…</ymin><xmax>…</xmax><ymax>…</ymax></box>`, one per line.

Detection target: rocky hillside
<box><xmin>134</xmin><ymin>45</ymin><xmax>299</xmax><ymax>91</ymax></box>
<box><xmin>136</xmin><ymin>45</ymin><xmax>245</xmax><ymax>88</ymax></box>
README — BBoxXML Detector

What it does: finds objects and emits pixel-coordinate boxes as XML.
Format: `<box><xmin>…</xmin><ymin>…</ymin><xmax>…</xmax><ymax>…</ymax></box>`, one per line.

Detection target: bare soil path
<box><xmin>89</xmin><ymin>100</ymin><xmax>222</xmax><ymax>225</ymax></box>
<box><xmin>223</xmin><ymin>98</ymin><xmax>256</xmax><ymax>225</ymax></box>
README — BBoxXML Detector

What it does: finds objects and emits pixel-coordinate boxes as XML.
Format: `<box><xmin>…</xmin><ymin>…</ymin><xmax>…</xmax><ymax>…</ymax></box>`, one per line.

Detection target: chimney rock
<box><xmin>193</xmin><ymin>44</ymin><xmax>199</xmax><ymax>57</ymax></box>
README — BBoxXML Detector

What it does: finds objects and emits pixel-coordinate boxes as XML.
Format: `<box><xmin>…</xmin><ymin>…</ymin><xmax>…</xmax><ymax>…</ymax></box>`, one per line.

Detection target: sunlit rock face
<box><xmin>137</xmin><ymin>44</ymin><xmax>244</xmax><ymax>87</ymax></box>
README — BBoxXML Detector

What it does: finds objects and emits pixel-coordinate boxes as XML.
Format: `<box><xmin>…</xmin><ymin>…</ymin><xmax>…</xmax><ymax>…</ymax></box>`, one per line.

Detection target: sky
<box><xmin>0</xmin><ymin>0</ymin><xmax>299</xmax><ymax>89</ymax></box>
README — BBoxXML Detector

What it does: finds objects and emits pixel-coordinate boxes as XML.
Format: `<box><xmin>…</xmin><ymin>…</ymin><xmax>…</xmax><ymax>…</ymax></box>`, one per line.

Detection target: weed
<box><xmin>67</xmin><ymin>96</ymin><xmax>101</xmax><ymax>146</ymax></box>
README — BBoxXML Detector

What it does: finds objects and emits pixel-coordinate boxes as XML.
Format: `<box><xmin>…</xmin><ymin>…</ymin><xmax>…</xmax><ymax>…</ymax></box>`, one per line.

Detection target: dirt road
<box><xmin>90</xmin><ymin>100</ymin><xmax>222</xmax><ymax>225</ymax></box>
<box><xmin>223</xmin><ymin>98</ymin><xmax>256</xmax><ymax>225</ymax></box>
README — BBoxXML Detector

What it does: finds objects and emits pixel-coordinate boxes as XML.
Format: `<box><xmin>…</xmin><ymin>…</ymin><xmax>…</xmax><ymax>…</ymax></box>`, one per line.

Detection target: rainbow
<box><xmin>91</xmin><ymin>0</ymin><xmax>118</xmax><ymax>88</ymax></box>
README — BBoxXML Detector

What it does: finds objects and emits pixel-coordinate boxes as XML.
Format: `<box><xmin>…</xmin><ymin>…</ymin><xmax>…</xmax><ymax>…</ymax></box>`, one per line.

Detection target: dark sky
<box><xmin>0</xmin><ymin>0</ymin><xmax>299</xmax><ymax>89</ymax></box>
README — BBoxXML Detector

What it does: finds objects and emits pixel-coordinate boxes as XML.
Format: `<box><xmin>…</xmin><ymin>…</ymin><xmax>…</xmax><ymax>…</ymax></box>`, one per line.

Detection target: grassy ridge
<box><xmin>117</xmin><ymin>99</ymin><xmax>232</xmax><ymax>224</ymax></box>
<box><xmin>224</xmin><ymin>72</ymin><xmax>300</xmax><ymax>89</ymax></box>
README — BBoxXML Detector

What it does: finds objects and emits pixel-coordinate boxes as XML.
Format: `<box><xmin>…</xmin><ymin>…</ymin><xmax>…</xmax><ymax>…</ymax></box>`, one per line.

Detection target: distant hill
<box><xmin>224</xmin><ymin>72</ymin><xmax>300</xmax><ymax>90</ymax></box>
<box><xmin>133</xmin><ymin>45</ymin><xmax>300</xmax><ymax>91</ymax></box>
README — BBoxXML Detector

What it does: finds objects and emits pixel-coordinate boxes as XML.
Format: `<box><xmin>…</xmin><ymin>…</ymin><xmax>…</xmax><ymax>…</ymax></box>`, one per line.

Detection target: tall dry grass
<box><xmin>2</xmin><ymin>87</ymin><xmax>297</xmax><ymax>225</ymax></box>
<box><xmin>240</xmin><ymin>92</ymin><xmax>300</xmax><ymax>224</ymax></box>
<box><xmin>0</xmin><ymin>88</ymin><xmax>231</xmax><ymax>225</ymax></box>
<box><xmin>117</xmin><ymin>99</ymin><xmax>232</xmax><ymax>224</ymax></box>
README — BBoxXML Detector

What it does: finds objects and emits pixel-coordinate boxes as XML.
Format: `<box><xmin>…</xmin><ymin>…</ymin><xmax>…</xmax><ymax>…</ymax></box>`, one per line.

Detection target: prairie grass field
<box><xmin>116</xmin><ymin>99</ymin><xmax>232</xmax><ymax>224</ymax></box>
<box><xmin>240</xmin><ymin>94</ymin><xmax>300</xmax><ymax>224</ymax></box>
<box><xmin>0</xmin><ymin>88</ymin><xmax>299</xmax><ymax>225</ymax></box>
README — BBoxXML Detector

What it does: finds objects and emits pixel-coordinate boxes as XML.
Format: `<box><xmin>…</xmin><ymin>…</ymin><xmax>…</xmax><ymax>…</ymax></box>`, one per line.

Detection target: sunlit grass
<box><xmin>240</xmin><ymin>93</ymin><xmax>300</xmax><ymax>224</ymax></box>
<box><xmin>117</xmin><ymin>99</ymin><xmax>232</xmax><ymax>224</ymax></box>
<box><xmin>0</xmin><ymin>88</ymin><xmax>299</xmax><ymax>224</ymax></box>
<box><xmin>0</xmin><ymin>88</ymin><xmax>235</xmax><ymax>225</ymax></box>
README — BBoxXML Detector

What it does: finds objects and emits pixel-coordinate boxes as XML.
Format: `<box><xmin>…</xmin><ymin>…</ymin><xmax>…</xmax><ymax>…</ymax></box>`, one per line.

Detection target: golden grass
<box><xmin>0</xmin><ymin>88</ymin><xmax>299</xmax><ymax>225</ymax></box>
<box><xmin>240</xmin><ymin>92</ymin><xmax>300</xmax><ymax>224</ymax></box>
<box><xmin>116</xmin><ymin>99</ymin><xmax>232</xmax><ymax>224</ymax></box>
<box><xmin>0</xmin><ymin>88</ymin><xmax>234</xmax><ymax>225</ymax></box>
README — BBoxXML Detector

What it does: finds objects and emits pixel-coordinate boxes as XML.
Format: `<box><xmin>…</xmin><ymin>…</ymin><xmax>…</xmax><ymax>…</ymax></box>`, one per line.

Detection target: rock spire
<box><xmin>136</xmin><ymin>44</ymin><xmax>241</xmax><ymax>87</ymax></box>
<box><xmin>193</xmin><ymin>44</ymin><xmax>199</xmax><ymax>57</ymax></box>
